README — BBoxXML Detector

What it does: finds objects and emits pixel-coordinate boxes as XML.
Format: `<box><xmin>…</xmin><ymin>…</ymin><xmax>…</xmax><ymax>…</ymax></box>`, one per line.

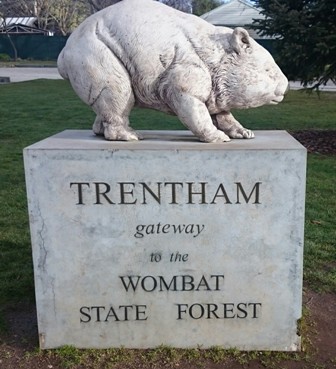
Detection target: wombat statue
<box><xmin>57</xmin><ymin>0</ymin><xmax>288</xmax><ymax>142</ymax></box>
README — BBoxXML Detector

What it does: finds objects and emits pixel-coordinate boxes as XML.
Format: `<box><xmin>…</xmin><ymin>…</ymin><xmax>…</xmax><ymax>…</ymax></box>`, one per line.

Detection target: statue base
<box><xmin>24</xmin><ymin>130</ymin><xmax>306</xmax><ymax>350</ymax></box>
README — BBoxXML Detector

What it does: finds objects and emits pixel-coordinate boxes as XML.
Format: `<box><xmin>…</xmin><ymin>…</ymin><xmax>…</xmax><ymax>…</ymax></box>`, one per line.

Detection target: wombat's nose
<box><xmin>285</xmin><ymin>83</ymin><xmax>289</xmax><ymax>94</ymax></box>
<box><xmin>275</xmin><ymin>80</ymin><xmax>289</xmax><ymax>97</ymax></box>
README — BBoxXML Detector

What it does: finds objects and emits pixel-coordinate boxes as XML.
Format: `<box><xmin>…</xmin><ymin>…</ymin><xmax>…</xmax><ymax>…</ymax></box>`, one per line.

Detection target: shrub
<box><xmin>0</xmin><ymin>53</ymin><xmax>11</xmax><ymax>62</ymax></box>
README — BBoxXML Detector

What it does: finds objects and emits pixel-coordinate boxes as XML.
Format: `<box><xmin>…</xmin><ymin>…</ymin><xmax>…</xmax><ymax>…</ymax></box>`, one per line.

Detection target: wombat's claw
<box><xmin>104</xmin><ymin>126</ymin><xmax>140</xmax><ymax>141</ymax></box>
<box><xmin>207</xmin><ymin>130</ymin><xmax>231</xmax><ymax>143</ymax></box>
<box><xmin>228</xmin><ymin>128</ymin><xmax>254</xmax><ymax>139</ymax></box>
<box><xmin>242</xmin><ymin>129</ymin><xmax>254</xmax><ymax>139</ymax></box>
<box><xmin>92</xmin><ymin>121</ymin><xmax>104</xmax><ymax>136</ymax></box>
<box><xmin>136</xmin><ymin>132</ymin><xmax>144</xmax><ymax>140</ymax></box>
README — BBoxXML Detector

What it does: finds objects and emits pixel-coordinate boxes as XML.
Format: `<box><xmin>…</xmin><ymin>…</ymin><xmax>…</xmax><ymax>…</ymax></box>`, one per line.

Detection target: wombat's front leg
<box><xmin>170</xmin><ymin>93</ymin><xmax>231</xmax><ymax>142</ymax></box>
<box><xmin>213</xmin><ymin>112</ymin><xmax>254</xmax><ymax>139</ymax></box>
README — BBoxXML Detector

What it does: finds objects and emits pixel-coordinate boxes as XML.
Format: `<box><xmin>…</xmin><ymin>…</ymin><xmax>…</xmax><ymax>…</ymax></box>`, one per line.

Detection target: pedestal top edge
<box><xmin>24</xmin><ymin>130</ymin><xmax>307</xmax><ymax>151</ymax></box>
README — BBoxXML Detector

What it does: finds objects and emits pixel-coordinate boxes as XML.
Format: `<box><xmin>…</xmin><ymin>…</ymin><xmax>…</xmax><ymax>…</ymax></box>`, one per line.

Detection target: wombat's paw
<box><xmin>104</xmin><ymin>126</ymin><xmax>140</xmax><ymax>141</ymax></box>
<box><xmin>93</xmin><ymin>129</ymin><xmax>104</xmax><ymax>136</ymax></box>
<box><xmin>229</xmin><ymin>128</ymin><xmax>255</xmax><ymax>139</ymax></box>
<box><xmin>204</xmin><ymin>130</ymin><xmax>231</xmax><ymax>143</ymax></box>
<box><xmin>242</xmin><ymin>129</ymin><xmax>254</xmax><ymax>139</ymax></box>
<box><xmin>136</xmin><ymin>132</ymin><xmax>144</xmax><ymax>140</ymax></box>
<box><xmin>92</xmin><ymin>120</ymin><xmax>104</xmax><ymax>136</ymax></box>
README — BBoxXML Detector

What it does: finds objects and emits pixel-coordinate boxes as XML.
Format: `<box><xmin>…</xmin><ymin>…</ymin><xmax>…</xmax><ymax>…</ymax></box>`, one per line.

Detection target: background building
<box><xmin>201</xmin><ymin>0</ymin><xmax>271</xmax><ymax>40</ymax></box>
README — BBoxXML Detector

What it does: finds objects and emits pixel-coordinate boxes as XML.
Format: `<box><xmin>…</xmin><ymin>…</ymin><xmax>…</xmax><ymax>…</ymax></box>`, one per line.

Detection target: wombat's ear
<box><xmin>230</xmin><ymin>27</ymin><xmax>251</xmax><ymax>54</ymax></box>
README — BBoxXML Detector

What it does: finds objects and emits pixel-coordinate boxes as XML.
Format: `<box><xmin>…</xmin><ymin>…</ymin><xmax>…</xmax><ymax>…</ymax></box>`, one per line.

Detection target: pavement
<box><xmin>0</xmin><ymin>67</ymin><xmax>335</xmax><ymax>91</ymax></box>
<box><xmin>289</xmin><ymin>80</ymin><xmax>336</xmax><ymax>92</ymax></box>
<box><xmin>0</xmin><ymin>67</ymin><xmax>61</xmax><ymax>83</ymax></box>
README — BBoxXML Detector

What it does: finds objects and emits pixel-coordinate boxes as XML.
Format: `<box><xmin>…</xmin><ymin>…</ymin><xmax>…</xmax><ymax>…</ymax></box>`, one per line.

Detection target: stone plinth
<box><xmin>24</xmin><ymin>130</ymin><xmax>306</xmax><ymax>350</ymax></box>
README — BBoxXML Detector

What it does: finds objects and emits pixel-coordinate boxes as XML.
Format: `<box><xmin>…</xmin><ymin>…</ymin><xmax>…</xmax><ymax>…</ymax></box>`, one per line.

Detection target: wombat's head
<box><xmin>220</xmin><ymin>28</ymin><xmax>288</xmax><ymax>109</ymax></box>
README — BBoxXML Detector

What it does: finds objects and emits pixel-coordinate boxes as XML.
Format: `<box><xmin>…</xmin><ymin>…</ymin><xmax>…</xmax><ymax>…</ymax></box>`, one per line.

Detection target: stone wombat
<box><xmin>58</xmin><ymin>0</ymin><xmax>288</xmax><ymax>142</ymax></box>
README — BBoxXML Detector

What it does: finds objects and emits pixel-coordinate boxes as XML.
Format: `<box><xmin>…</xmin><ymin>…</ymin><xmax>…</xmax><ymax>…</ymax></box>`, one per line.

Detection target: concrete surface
<box><xmin>289</xmin><ymin>80</ymin><xmax>336</xmax><ymax>92</ymax></box>
<box><xmin>24</xmin><ymin>130</ymin><xmax>305</xmax><ymax>350</ymax></box>
<box><xmin>0</xmin><ymin>67</ymin><xmax>61</xmax><ymax>82</ymax></box>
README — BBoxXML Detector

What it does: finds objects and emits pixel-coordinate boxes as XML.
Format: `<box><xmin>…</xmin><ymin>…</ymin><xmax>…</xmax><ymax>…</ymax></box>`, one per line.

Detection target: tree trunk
<box><xmin>1</xmin><ymin>17</ymin><xmax>18</xmax><ymax>61</ymax></box>
<box><xmin>6</xmin><ymin>32</ymin><xmax>18</xmax><ymax>61</ymax></box>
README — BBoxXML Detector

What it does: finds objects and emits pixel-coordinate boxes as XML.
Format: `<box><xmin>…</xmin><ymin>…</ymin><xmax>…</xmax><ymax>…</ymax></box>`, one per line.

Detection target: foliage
<box><xmin>0</xmin><ymin>0</ymin><xmax>51</xmax><ymax>29</ymax></box>
<box><xmin>85</xmin><ymin>0</ymin><xmax>217</xmax><ymax>14</ymax></box>
<box><xmin>252</xmin><ymin>0</ymin><xmax>336</xmax><ymax>89</ymax></box>
<box><xmin>0</xmin><ymin>8</ymin><xmax>18</xmax><ymax>60</ymax></box>
<box><xmin>48</xmin><ymin>0</ymin><xmax>88</xmax><ymax>35</ymax></box>
<box><xmin>192</xmin><ymin>0</ymin><xmax>222</xmax><ymax>15</ymax></box>
<box><xmin>0</xmin><ymin>53</ymin><xmax>10</xmax><ymax>61</ymax></box>
<box><xmin>0</xmin><ymin>0</ymin><xmax>89</xmax><ymax>35</ymax></box>
<box><xmin>84</xmin><ymin>0</ymin><xmax>120</xmax><ymax>13</ymax></box>
<box><xmin>161</xmin><ymin>0</ymin><xmax>192</xmax><ymax>13</ymax></box>
<box><xmin>0</xmin><ymin>0</ymin><xmax>223</xmax><ymax>34</ymax></box>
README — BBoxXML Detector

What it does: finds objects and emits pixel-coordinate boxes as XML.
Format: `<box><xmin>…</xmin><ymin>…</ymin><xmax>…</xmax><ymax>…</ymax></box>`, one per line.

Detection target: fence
<box><xmin>0</xmin><ymin>34</ymin><xmax>68</xmax><ymax>60</ymax></box>
<box><xmin>0</xmin><ymin>34</ymin><xmax>277</xmax><ymax>61</ymax></box>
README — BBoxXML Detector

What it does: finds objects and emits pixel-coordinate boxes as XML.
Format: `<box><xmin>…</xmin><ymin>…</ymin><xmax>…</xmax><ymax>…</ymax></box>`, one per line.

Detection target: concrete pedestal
<box><xmin>24</xmin><ymin>130</ymin><xmax>306</xmax><ymax>350</ymax></box>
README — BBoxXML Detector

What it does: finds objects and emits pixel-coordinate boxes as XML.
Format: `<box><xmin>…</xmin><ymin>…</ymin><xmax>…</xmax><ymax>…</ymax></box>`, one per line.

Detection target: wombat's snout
<box><xmin>285</xmin><ymin>83</ymin><xmax>290</xmax><ymax>94</ymax></box>
<box><xmin>275</xmin><ymin>78</ymin><xmax>289</xmax><ymax>98</ymax></box>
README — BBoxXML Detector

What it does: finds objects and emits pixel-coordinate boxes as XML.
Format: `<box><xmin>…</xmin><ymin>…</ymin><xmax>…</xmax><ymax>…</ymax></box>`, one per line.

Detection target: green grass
<box><xmin>0</xmin><ymin>60</ymin><xmax>57</xmax><ymax>67</ymax></box>
<box><xmin>25</xmin><ymin>344</ymin><xmax>310</xmax><ymax>369</ymax></box>
<box><xmin>304</xmin><ymin>155</ymin><xmax>336</xmax><ymax>291</ymax></box>
<box><xmin>0</xmin><ymin>80</ymin><xmax>335</xmax><ymax>367</ymax></box>
<box><xmin>233</xmin><ymin>90</ymin><xmax>336</xmax><ymax>130</ymax></box>
<box><xmin>0</xmin><ymin>79</ymin><xmax>335</xmax><ymax>309</ymax></box>
<box><xmin>45</xmin><ymin>308</ymin><xmax>315</xmax><ymax>369</ymax></box>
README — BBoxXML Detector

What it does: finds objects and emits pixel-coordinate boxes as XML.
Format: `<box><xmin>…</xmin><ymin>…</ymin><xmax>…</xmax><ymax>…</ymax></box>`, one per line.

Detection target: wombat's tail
<box><xmin>57</xmin><ymin>48</ymin><xmax>69</xmax><ymax>80</ymax></box>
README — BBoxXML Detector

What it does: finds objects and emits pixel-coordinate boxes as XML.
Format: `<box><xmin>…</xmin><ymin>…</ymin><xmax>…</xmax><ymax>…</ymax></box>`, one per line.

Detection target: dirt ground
<box><xmin>290</xmin><ymin>130</ymin><xmax>336</xmax><ymax>155</ymax></box>
<box><xmin>0</xmin><ymin>130</ymin><xmax>335</xmax><ymax>369</ymax></box>
<box><xmin>0</xmin><ymin>290</ymin><xmax>335</xmax><ymax>369</ymax></box>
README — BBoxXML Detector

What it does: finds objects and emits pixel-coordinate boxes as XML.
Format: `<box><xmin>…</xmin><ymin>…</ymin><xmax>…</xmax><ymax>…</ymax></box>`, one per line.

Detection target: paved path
<box><xmin>290</xmin><ymin>80</ymin><xmax>336</xmax><ymax>92</ymax></box>
<box><xmin>0</xmin><ymin>67</ymin><xmax>61</xmax><ymax>83</ymax></box>
<box><xmin>0</xmin><ymin>67</ymin><xmax>335</xmax><ymax>91</ymax></box>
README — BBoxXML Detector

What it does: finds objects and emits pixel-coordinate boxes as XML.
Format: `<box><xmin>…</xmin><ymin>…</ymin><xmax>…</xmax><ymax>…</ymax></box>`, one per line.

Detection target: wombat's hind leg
<box><xmin>90</xmin><ymin>85</ymin><xmax>139</xmax><ymax>141</ymax></box>
<box><xmin>92</xmin><ymin>116</ymin><xmax>104</xmax><ymax>136</ymax></box>
<box><xmin>74</xmin><ymin>45</ymin><xmax>139</xmax><ymax>141</ymax></box>
<box><xmin>103</xmin><ymin>118</ymin><xmax>142</xmax><ymax>141</ymax></box>
<box><xmin>214</xmin><ymin>112</ymin><xmax>254</xmax><ymax>139</ymax></box>
<box><xmin>93</xmin><ymin>113</ymin><xmax>141</xmax><ymax>141</ymax></box>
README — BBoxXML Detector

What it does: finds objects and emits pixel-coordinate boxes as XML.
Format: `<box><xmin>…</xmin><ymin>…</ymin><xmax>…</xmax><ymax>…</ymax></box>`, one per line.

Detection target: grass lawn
<box><xmin>0</xmin><ymin>79</ymin><xmax>335</xmax><ymax>300</ymax></box>
<box><xmin>0</xmin><ymin>79</ymin><xmax>335</xmax><ymax>366</ymax></box>
<box><xmin>0</xmin><ymin>60</ymin><xmax>57</xmax><ymax>68</ymax></box>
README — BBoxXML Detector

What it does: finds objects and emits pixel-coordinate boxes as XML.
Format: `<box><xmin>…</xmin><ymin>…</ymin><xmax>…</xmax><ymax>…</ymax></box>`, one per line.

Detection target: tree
<box><xmin>252</xmin><ymin>0</ymin><xmax>336</xmax><ymax>89</ymax></box>
<box><xmin>49</xmin><ymin>0</ymin><xmax>88</xmax><ymax>35</ymax></box>
<box><xmin>161</xmin><ymin>0</ymin><xmax>192</xmax><ymax>13</ymax></box>
<box><xmin>85</xmin><ymin>0</ymin><xmax>119</xmax><ymax>13</ymax></box>
<box><xmin>0</xmin><ymin>0</ymin><xmax>89</xmax><ymax>35</ymax></box>
<box><xmin>0</xmin><ymin>7</ymin><xmax>18</xmax><ymax>60</ymax></box>
<box><xmin>0</xmin><ymin>0</ymin><xmax>223</xmax><ymax>36</ymax></box>
<box><xmin>86</xmin><ymin>0</ymin><xmax>193</xmax><ymax>13</ymax></box>
<box><xmin>0</xmin><ymin>0</ymin><xmax>52</xmax><ymax>29</ymax></box>
<box><xmin>160</xmin><ymin>0</ymin><xmax>222</xmax><ymax>15</ymax></box>
<box><xmin>192</xmin><ymin>0</ymin><xmax>221</xmax><ymax>16</ymax></box>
